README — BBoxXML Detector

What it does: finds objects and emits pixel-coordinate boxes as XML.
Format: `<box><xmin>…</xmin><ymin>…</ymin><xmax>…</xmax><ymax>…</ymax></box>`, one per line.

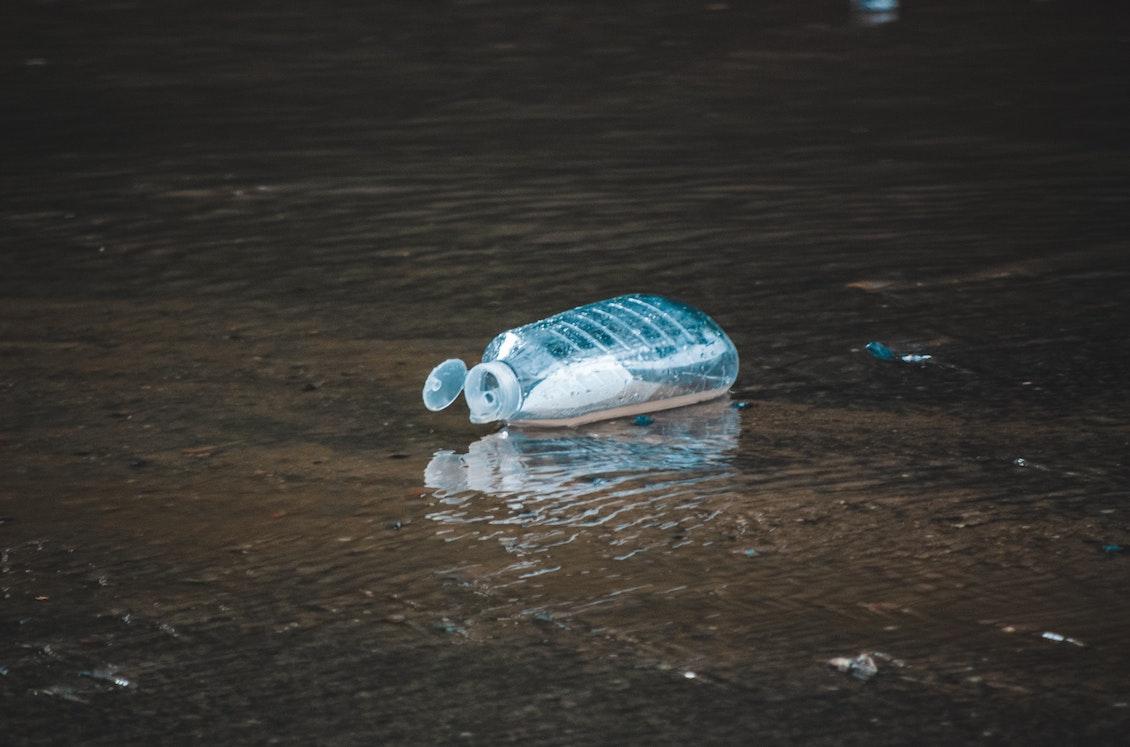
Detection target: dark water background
<box><xmin>2</xmin><ymin>0</ymin><xmax>1129</xmax><ymax>743</ymax></box>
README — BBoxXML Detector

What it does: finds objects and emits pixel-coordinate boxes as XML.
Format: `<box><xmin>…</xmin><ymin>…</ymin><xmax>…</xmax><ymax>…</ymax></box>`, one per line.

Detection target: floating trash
<box><xmin>828</xmin><ymin>652</ymin><xmax>879</xmax><ymax>681</ymax></box>
<box><xmin>851</xmin><ymin>0</ymin><xmax>899</xmax><ymax>26</ymax></box>
<box><xmin>866</xmin><ymin>341</ymin><xmax>933</xmax><ymax>365</ymax></box>
<box><xmin>433</xmin><ymin>618</ymin><xmax>467</xmax><ymax>636</ymax></box>
<box><xmin>423</xmin><ymin>294</ymin><xmax>739</xmax><ymax>426</ymax></box>
<box><xmin>1041</xmin><ymin>631</ymin><xmax>1085</xmax><ymax>647</ymax></box>
<box><xmin>80</xmin><ymin>667</ymin><xmax>136</xmax><ymax>689</ymax></box>
<box><xmin>1012</xmin><ymin>457</ymin><xmax>1051</xmax><ymax>470</ymax></box>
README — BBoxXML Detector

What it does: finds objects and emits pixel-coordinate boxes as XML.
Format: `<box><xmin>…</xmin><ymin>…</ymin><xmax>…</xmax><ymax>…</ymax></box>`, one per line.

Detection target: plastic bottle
<box><xmin>422</xmin><ymin>293</ymin><xmax>739</xmax><ymax>427</ymax></box>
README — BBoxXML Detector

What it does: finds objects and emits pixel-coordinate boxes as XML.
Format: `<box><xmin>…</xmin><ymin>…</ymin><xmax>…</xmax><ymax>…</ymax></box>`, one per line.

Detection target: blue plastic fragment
<box><xmin>731</xmin><ymin>401</ymin><xmax>752</xmax><ymax>410</ymax></box>
<box><xmin>1103</xmin><ymin>544</ymin><xmax>1124</xmax><ymax>554</ymax></box>
<box><xmin>866</xmin><ymin>341</ymin><xmax>896</xmax><ymax>361</ymax></box>
<box><xmin>433</xmin><ymin>618</ymin><xmax>467</xmax><ymax>635</ymax></box>
<box><xmin>632</xmin><ymin>415</ymin><xmax>655</xmax><ymax>427</ymax></box>
<box><xmin>866</xmin><ymin>341</ymin><xmax>932</xmax><ymax>365</ymax></box>
<box><xmin>743</xmin><ymin>548</ymin><xmax>759</xmax><ymax>558</ymax></box>
<box><xmin>856</xmin><ymin>0</ymin><xmax>899</xmax><ymax>10</ymax></box>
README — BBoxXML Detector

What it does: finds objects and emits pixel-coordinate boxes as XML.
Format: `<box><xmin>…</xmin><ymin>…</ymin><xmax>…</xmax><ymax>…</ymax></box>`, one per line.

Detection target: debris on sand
<box><xmin>1041</xmin><ymin>631</ymin><xmax>1085</xmax><ymax>647</ymax></box>
<box><xmin>866</xmin><ymin>341</ymin><xmax>933</xmax><ymax>365</ymax></box>
<box><xmin>828</xmin><ymin>652</ymin><xmax>879</xmax><ymax>681</ymax></box>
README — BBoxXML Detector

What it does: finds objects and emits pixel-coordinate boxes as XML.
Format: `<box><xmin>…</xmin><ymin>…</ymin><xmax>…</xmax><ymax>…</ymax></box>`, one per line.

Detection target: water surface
<box><xmin>2</xmin><ymin>0</ymin><xmax>1129</xmax><ymax>743</ymax></box>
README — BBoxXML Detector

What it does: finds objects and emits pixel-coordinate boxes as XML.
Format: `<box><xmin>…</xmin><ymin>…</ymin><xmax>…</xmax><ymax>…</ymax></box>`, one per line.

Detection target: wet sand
<box><xmin>2</xmin><ymin>0</ymin><xmax>1129</xmax><ymax>743</ymax></box>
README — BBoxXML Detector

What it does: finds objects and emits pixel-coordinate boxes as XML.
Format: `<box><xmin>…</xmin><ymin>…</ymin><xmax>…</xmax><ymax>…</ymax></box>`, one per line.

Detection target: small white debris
<box><xmin>828</xmin><ymin>653</ymin><xmax>878</xmax><ymax>681</ymax></box>
<box><xmin>1013</xmin><ymin>457</ymin><xmax>1049</xmax><ymax>471</ymax></box>
<box><xmin>1041</xmin><ymin>631</ymin><xmax>1085</xmax><ymax>647</ymax></box>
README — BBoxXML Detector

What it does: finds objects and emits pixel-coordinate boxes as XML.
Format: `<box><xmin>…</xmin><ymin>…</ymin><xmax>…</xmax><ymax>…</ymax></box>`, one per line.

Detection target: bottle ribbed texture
<box><xmin>476</xmin><ymin>294</ymin><xmax>738</xmax><ymax>425</ymax></box>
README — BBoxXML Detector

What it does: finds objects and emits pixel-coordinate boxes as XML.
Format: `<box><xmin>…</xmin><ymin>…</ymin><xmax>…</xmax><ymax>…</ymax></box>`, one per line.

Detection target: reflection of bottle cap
<box><xmin>423</xmin><ymin>359</ymin><xmax>467</xmax><ymax>411</ymax></box>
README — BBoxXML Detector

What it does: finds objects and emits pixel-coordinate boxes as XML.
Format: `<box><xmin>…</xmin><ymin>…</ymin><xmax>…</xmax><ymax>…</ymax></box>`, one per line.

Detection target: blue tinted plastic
<box><xmin>455</xmin><ymin>294</ymin><xmax>739</xmax><ymax>426</ymax></box>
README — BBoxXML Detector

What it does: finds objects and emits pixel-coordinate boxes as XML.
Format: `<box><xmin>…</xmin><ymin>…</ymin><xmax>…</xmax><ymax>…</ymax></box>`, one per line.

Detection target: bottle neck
<box><xmin>464</xmin><ymin>361</ymin><xmax>522</xmax><ymax>424</ymax></box>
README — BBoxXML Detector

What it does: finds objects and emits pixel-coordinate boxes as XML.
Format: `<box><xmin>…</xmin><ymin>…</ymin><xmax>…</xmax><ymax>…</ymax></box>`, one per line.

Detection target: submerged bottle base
<box><xmin>507</xmin><ymin>387</ymin><xmax>732</xmax><ymax>428</ymax></box>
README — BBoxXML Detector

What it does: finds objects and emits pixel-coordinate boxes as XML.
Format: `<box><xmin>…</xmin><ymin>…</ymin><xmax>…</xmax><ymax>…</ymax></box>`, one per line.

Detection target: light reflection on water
<box><xmin>424</xmin><ymin>401</ymin><xmax>741</xmax><ymax>574</ymax></box>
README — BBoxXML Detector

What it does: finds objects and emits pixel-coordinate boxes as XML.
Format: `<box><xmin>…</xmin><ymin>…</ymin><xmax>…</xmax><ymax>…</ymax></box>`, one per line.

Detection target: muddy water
<box><xmin>2</xmin><ymin>0</ymin><xmax>1129</xmax><ymax>743</ymax></box>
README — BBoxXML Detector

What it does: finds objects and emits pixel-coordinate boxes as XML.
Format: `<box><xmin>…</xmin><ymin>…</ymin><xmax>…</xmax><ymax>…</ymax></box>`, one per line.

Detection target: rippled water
<box><xmin>426</xmin><ymin>402</ymin><xmax>741</xmax><ymax>576</ymax></box>
<box><xmin>2</xmin><ymin>0</ymin><xmax>1129</xmax><ymax>743</ymax></box>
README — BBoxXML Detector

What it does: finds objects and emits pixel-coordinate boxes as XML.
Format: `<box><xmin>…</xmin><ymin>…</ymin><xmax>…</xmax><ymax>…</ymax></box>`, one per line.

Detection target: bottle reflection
<box><xmin>425</xmin><ymin>401</ymin><xmax>741</xmax><ymax>554</ymax></box>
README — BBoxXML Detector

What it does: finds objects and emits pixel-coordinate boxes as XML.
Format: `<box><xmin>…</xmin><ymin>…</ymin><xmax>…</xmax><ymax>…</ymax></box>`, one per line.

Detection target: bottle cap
<box><xmin>423</xmin><ymin>359</ymin><xmax>467</xmax><ymax>411</ymax></box>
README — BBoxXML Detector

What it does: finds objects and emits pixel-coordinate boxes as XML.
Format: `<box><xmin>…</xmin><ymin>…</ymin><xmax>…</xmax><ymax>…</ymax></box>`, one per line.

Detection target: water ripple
<box><xmin>425</xmin><ymin>401</ymin><xmax>740</xmax><ymax>576</ymax></box>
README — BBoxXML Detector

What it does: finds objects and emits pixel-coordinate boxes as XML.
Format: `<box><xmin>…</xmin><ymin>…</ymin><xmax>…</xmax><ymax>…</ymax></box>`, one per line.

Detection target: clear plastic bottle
<box><xmin>423</xmin><ymin>294</ymin><xmax>739</xmax><ymax>426</ymax></box>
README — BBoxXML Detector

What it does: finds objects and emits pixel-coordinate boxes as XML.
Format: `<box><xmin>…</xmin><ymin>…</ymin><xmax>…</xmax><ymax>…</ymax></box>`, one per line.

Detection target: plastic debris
<box><xmin>851</xmin><ymin>0</ymin><xmax>899</xmax><ymax>27</ymax></box>
<box><xmin>1012</xmin><ymin>457</ymin><xmax>1051</xmax><ymax>471</ymax></box>
<box><xmin>423</xmin><ymin>294</ymin><xmax>739</xmax><ymax>426</ymax></box>
<box><xmin>80</xmin><ymin>667</ymin><xmax>136</xmax><ymax>689</ymax></box>
<box><xmin>856</xmin><ymin>0</ymin><xmax>898</xmax><ymax>8</ymax></box>
<box><xmin>1102</xmin><ymin>544</ymin><xmax>1124</xmax><ymax>554</ymax></box>
<box><xmin>828</xmin><ymin>653</ymin><xmax>879</xmax><ymax>681</ymax></box>
<box><xmin>433</xmin><ymin>618</ymin><xmax>467</xmax><ymax>636</ymax></box>
<box><xmin>742</xmin><ymin>548</ymin><xmax>759</xmax><ymax>558</ymax></box>
<box><xmin>866</xmin><ymin>341</ymin><xmax>933</xmax><ymax>365</ymax></box>
<box><xmin>866</xmin><ymin>341</ymin><xmax>896</xmax><ymax>361</ymax></box>
<box><xmin>1041</xmin><ymin>631</ymin><xmax>1085</xmax><ymax>647</ymax></box>
<box><xmin>632</xmin><ymin>414</ymin><xmax>655</xmax><ymax>427</ymax></box>
<box><xmin>731</xmin><ymin>400</ymin><xmax>751</xmax><ymax>410</ymax></box>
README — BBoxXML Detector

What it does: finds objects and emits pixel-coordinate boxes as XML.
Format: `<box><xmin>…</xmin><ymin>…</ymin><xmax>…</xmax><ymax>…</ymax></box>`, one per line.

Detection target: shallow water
<box><xmin>2</xmin><ymin>0</ymin><xmax>1129</xmax><ymax>743</ymax></box>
